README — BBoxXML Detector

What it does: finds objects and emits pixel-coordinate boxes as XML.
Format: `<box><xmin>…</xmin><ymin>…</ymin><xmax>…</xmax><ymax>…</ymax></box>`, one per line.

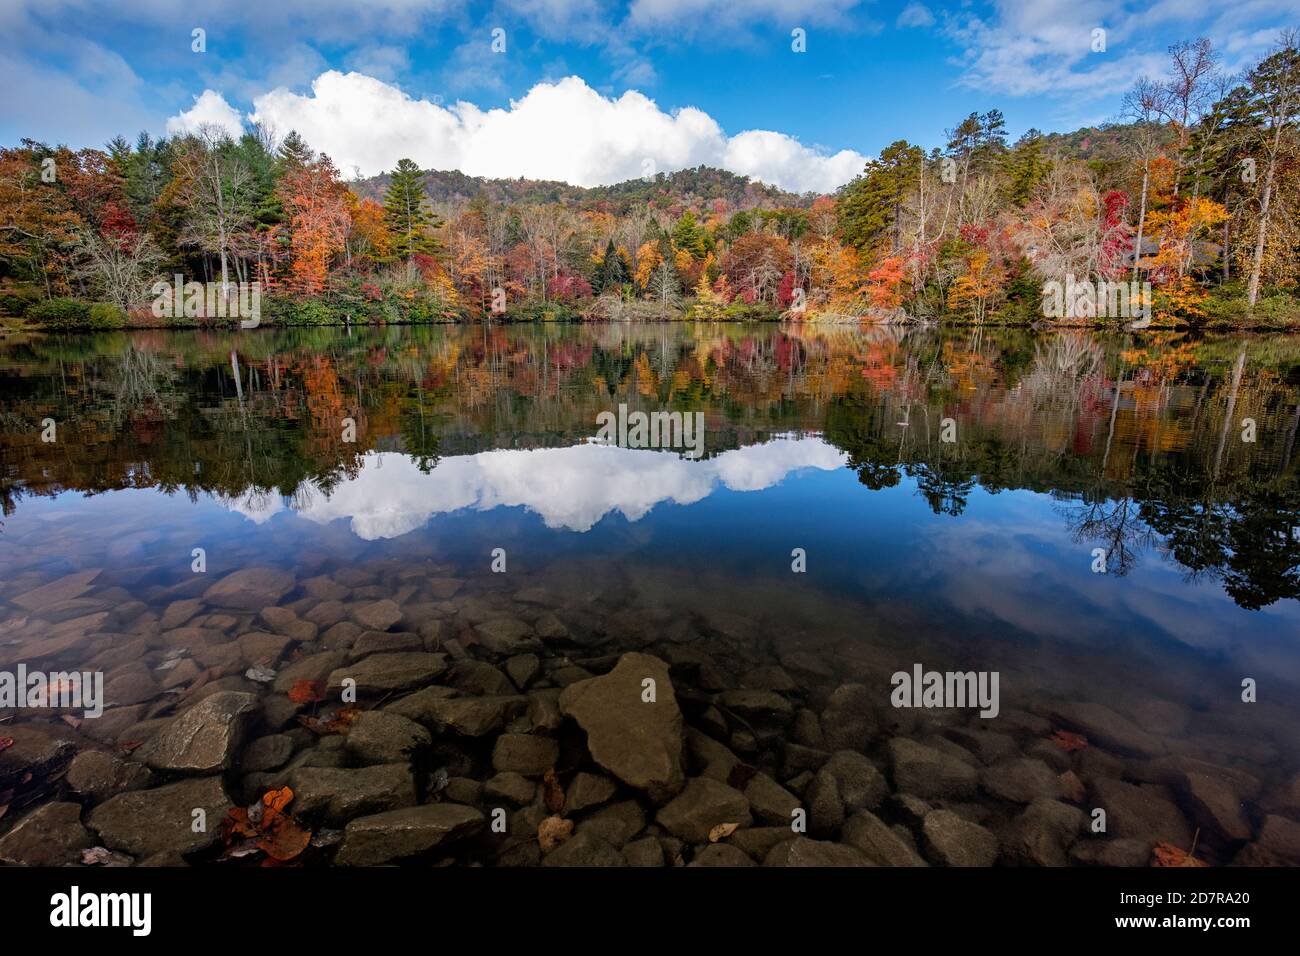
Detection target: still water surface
<box><xmin>1</xmin><ymin>322</ymin><xmax>1298</xmax><ymax>862</ymax></box>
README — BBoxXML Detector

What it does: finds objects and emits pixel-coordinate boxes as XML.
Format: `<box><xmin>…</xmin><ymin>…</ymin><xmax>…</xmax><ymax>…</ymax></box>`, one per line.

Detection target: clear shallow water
<box><xmin>1</xmin><ymin>322</ymin><xmax>1298</xmax><ymax>865</ymax></box>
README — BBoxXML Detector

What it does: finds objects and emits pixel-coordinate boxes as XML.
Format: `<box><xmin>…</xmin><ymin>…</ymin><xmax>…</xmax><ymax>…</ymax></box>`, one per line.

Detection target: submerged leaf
<box><xmin>708</xmin><ymin>822</ymin><xmax>740</xmax><ymax>843</ymax></box>
<box><xmin>538</xmin><ymin>815</ymin><xmax>573</xmax><ymax>853</ymax></box>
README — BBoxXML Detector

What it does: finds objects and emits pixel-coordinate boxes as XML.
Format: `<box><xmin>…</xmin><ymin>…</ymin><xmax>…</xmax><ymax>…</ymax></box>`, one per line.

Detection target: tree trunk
<box><xmin>1247</xmin><ymin>154</ymin><xmax>1276</xmax><ymax>308</ymax></box>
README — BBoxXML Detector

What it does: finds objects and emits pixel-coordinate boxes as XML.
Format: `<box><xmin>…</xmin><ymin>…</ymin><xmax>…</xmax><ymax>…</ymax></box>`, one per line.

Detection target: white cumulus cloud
<box><xmin>203</xmin><ymin>71</ymin><xmax>869</xmax><ymax>193</ymax></box>
<box><xmin>165</xmin><ymin>89</ymin><xmax>246</xmax><ymax>139</ymax></box>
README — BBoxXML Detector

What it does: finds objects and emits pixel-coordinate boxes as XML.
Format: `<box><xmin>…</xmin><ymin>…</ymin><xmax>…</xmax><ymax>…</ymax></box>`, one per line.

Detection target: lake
<box><xmin>1</xmin><ymin>321</ymin><xmax>1298</xmax><ymax>866</ymax></box>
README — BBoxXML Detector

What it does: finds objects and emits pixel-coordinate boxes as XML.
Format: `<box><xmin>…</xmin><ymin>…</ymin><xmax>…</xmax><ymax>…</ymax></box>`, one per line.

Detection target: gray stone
<box><xmin>272</xmin><ymin>650</ymin><xmax>349</xmax><ymax>694</ymax></box>
<box><xmin>491</xmin><ymin>734</ymin><xmax>558</xmax><ymax>776</ymax></box>
<box><xmin>1001</xmin><ymin>798</ymin><xmax>1085</xmax><ymax>866</ymax></box>
<box><xmin>505</xmin><ymin>654</ymin><xmax>540</xmax><ymax>689</ymax></box>
<box><xmin>389</xmin><ymin>693</ymin><xmax>527</xmax><ymax>737</ymax></box>
<box><xmin>241</xmin><ymin>734</ymin><xmax>295</xmax><ymax>772</ymax></box>
<box><xmin>743</xmin><ymin>773</ymin><xmax>801</xmax><ymax>825</ymax></box>
<box><xmin>65</xmin><ymin>750</ymin><xmax>154</xmax><ymax>802</ymax></box>
<box><xmin>576</xmin><ymin>800</ymin><xmax>645</xmax><ymax>845</ymax></box>
<box><xmin>446</xmin><ymin>661</ymin><xmax>516</xmax><ymax>696</ymax></box>
<box><xmin>288</xmin><ymin>764</ymin><xmax>417</xmax><ymax>825</ymax></box>
<box><xmin>563</xmin><ymin>772</ymin><xmax>618</xmax><ymax>815</ymax></box>
<box><xmin>334</xmin><ymin>804</ymin><xmax>484</xmax><ymax>865</ymax></box>
<box><xmin>1049</xmin><ymin>702</ymin><xmax>1166</xmax><ymax>757</ymax></box>
<box><xmin>344</xmin><ymin>711</ymin><xmax>430</xmax><ymax>765</ymax></box>
<box><xmin>88</xmin><ymin>777</ymin><xmax>231</xmax><ymax>857</ymax></box>
<box><xmin>560</xmin><ymin>652</ymin><xmax>685</xmax><ymax>803</ymax></box>
<box><xmin>349</xmin><ymin>630</ymin><xmax>423</xmax><ymax>660</ymax></box>
<box><xmin>623</xmin><ymin>836</ymin><xmax>665</xmax><ymax>866</ymax></box>
<box><xmin>980</xmin><ymin>758</ymin><xmax>1061</xmax><ymax>804</ymax></box>
<box><xmin>541</xmin><ymin>831</ymin><xmax>625</xmax><ymax>866</ymax></box>
<box><xmin>806</xmin><ymin>769</ymin><xmax>844</xmax><ymax>836</ymax></box>
<box><xmin>1257</xmin><ymin>815</ymin><xmax>1300</xmax><ymax>863</ymax></box>
<box><xmin>716</xmin><ymin>689</ymin><xmax>794</xmax><ymax>723</ymax></box>
<box><xmin>351</xmin><ymin>600</ymin><xmax>403</xmax><ymax>632</ymax></box>
<box><xmin>888</xmin><ymin>737</ymin><xmax>978</xmax><ymax>800</ymax></box>
<box><xmin>690</xmin><ymin>843</ymin><xmax>755</xmax><ymax>866</ymax></box>
<box><xmin>921</xmin><ymin>809</ymin><xmax>998</xmax><ymax>866</ymax></box>
<box><xmin>1069</xmin><ymin>838</ymin><xmax>1152</xmax><ymax>867</ymax></box>
<box><xmin>1181</xmin><ymin>771</ymin><xmax>1252</xmax><ymax>843</ymax></box>
<box><xmin>473</xmin><ymin>617</ymin><xmax>540</xmax><ymax>655</ymax></box>
<box><xmin>135</xmin><ymin>691</ymin><xmax>259</xmax><ymax>773</ymax></box>
<box><xmin>763</xmin><ymin>837</ymin><xmax>872</xmax><ymax>867</ymax></box>
<box><xmin>1090</xmin><ymin>777</ymin><xmax>1193</xmax><ymax>848</ymax></box>
<box><xmin>820</xmin><ymin>683</ymin><xmax>877</xmax><ymax>751</ymax></box>
<box><xmin>823</xmin><ymin>750</ymin><xmax>888</xmax><ymax>810</ymax></box>
<box><xmin>0</xmin><ymin>802</ymin><xmax>93</xmax><ymax>865</ymax></box>
<box><xmin>12</xmin><ymin>569</ymin><xmax>101</xmax><ymax>611</ymax></box>
<box><xmin>203</xmin><ymin>567</ymin><xmax>295</xmax><ymax>611</ymax></box>
<box><xmin>483</xmin><ymin>772</ymin><xmax>535</xmax><ymax>806</ymax></box>
<box><xmin>328</xmin><ymin>652</ymin><xmax>448</xmax><ymax>695</ymax></box>
<box><xmin>842</xmin><ymin>811</ymin><xmax>927</xmax><ymax>866</ymax></box>
<box><xmin>656</xmin><ymin>778</ymin><xmax>752</xmax><ymax>844</ymax></box>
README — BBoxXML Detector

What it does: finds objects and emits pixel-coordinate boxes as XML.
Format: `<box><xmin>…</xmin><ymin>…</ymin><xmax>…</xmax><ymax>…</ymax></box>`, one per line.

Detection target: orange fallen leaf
<box><xmin>708</xmin><ymin>822</ymin><xmax>740</xmax><ymax>843</ymax></box>
<box><xmin>288</xmin><ymin>679</ymin><xmax>326</xmax><ymax>705</ymax></box>
<box><xmin>538</xmin><ymin>815</ymin><xmax>573</xmax><ymax>853</ymax></box>
<box><xmin>1049</xmin><ymin>730</ymin><xmax>1088</xmax><ymax>753</ymax></box>
<box><xmin>0</xmin><ymin>736</ymin><xmax>13</xmax><ymax>754</ymax></box>
<box><xmin>1152</xmin><ymin>842</ymin><xmax>1208</xmax><ymax>867</ymax></box>
<box><xmin>542</xmin><ymin>770</ymin><xmax>564</xmax><ymax>814</ymax></box>
<box><xmin>221</xmin><ymin>787</ymin><xmax>311</xmax><ymax>862</ymax></box>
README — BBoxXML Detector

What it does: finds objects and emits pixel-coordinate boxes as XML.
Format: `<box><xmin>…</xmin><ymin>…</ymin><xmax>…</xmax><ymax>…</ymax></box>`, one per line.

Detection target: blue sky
<box><xmin>1</xmin><ymin>0</ymin><xmax>1294</xmax><ymax>191</ymax></box>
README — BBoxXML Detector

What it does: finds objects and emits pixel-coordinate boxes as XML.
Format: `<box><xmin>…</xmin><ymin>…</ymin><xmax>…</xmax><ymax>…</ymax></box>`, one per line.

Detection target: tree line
<box><xmin>0</xmin><ymin>30</ymin><xmax>1296</xmax><ymax>329</ymax></box>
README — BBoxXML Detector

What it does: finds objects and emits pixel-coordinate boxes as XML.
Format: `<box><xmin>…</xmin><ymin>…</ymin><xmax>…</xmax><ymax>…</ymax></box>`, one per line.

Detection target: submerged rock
<box><xmin>203</xmin><ymin>567</ymin><xmax>295</xmax><ymax>611</ymax></box>
<box><xmin>491</xmin><ymin>734</ymin><xmax>558</xmax><ymax>777</ymax></box>
<box><xmin>559</xmin><ymin>652</ymin><xmax>685</xmax><ymax>803</ymax></box>
<box><xmin>842</xmin><ymin>811</ymin><xmax>927</xmax><ymax>866</ymax></box>
<box><xmin>328</xmin><ymin>652</ymin><xmax>448</xmax><ymax>695</ymax></box>
<box><xmin>888</xmin><ymin>738</ymin><xmax>978</xmax><ymax>800</ymax></box>
<box><xmin>920</xmin><ymin>809</ymin><xmax>998</xmax><ymax>867</ymax></box>
<box><xmin>135</xmin><ymin>691</ymin><xmax>259</xmax><ymax>773</ymax></box>
<box><xmin>344</xmin><ymin>711</ymin><xmax>431</xmax><ymax>765</ymax></box>
<box><xmin>763</xmin><ymin>837</ymin><xmax>872</xmax><ymax>867</ymax></box>
<box><xmin>656</xmin><ymin>778</ymin><xmax>752</xmax><ymax>844</ymax></box>
<box><xmin>334</xmin><ymin>804</ymin><xmax>484</xmax><ymax>865</ymax></box>
<box><xmin>65</xmin><ymin>750</ymin><xmax>155</xmax><ymax>802</ymax></box>
<box><xmin>1049</xmin><ymin>702</ymin><xmax>1166</xmax><ymax>757</ymax></box>
<box><xmin>88</xmin><ymin>776</ymin><xmax>232</xmax><ymax>857</ymax></box>
<box><xmin>288</xmin><ymin>764</ymin><xmax>417</xmax><ymax>825</ymax></box>
<box><xmin>0</xmin><ymin>802</ymin><xmax>93</xmax><ymax>866</ymax></box>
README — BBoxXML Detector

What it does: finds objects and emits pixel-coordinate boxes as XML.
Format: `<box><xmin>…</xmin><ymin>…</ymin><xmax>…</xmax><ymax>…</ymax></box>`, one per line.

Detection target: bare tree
<box><xmin>1244</xmin><ymin>29</ymin><xmax>1300</xmax><ymax>308</ymax></box>
<box><xmin>1160</xmin><ymin>38</ymin><xmax>1218</xmax><ymax>195</ymax></box>
<box><xmin>172</xmin><ymin>124</ymin><xmax>255</xmax><ymax>298</ymax></box>
<box><xmin>74</xmin><ymin>229</ymin><xmax>164</xmax><ymax>312</ymax></box>
<box><xmin>1122</xmin><ymin>78</ymin><xmax>1170</xmax><ymax>280</ymax></box>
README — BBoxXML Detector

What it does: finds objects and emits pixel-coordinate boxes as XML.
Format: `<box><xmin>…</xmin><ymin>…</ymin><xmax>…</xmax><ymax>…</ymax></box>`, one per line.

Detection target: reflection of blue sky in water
<box><xmin>223</xmin><ymin>436</ymin><xmax>847</xmax><ymax>537</ymax></box>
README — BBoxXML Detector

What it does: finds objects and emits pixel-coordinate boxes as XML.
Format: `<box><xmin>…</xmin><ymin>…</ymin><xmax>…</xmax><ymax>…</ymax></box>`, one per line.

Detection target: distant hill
<box><xmin>348</xmin><ymin>164</ymin><xmax>814</xmax><ymax>213</ymax></box>
<box><xmin>346</xmin><ymin>122</ymin><xmax>1168</xmax><ymax>213</ymax></box>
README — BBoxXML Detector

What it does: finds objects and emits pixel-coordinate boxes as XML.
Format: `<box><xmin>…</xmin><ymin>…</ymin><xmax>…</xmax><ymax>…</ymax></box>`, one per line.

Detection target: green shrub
<box><xmin>0</xmin><ymin>285</ymin><xmax>42</xmax><ymax>317</ymax></box>
<box><xmin>293</xmin><ymin>299</ymin><xmax>338</xmax><ymax>326</ymax></box>
<box><xmin>87</xmin><ymin>302</ymin><xmax>127</xmax><ymax>329</ymax></box>
<box><xmin>27</xmin><ymin>297</ymin><xmax>91</xmax><ymax>329</ymax></box>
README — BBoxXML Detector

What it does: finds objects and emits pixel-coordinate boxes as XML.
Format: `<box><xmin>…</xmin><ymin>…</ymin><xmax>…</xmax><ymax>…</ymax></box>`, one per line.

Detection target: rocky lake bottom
<box><xmin>2</xmin><ymin>323</ymin><xmax>1298</xmax><ymax>867</ymax></box>
<box><xmin>1</xmin><ymin>554</ymin><xmax>1298</xmax><ymax>869</ymax></box>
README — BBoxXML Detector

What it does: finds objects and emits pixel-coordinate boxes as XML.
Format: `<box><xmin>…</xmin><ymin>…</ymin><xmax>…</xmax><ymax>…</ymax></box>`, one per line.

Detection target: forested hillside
<box><xmin>1</xmin><ymin>32</ymin><xmax>1296</xmax><ymax>329</ymax></box>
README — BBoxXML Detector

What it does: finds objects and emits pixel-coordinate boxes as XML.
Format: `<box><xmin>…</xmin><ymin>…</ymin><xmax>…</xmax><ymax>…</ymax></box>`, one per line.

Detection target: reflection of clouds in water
<box><xmin>222</xmin><ymin>488</ymin><xmax>285</xmax><ymax>524</ymax></box>
<box><xmin>224</xmin><ymin>438</ymin><xmax>846</xmax><ymax>538</ymax></box>
<box><xmin>912</xmin><ymin>491</ymin><xmax>1300</xmax><ymax>653</ymax></box>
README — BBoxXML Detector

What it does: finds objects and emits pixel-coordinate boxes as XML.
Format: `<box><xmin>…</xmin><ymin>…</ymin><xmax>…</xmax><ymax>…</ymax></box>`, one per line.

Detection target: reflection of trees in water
<box><xmin>108</xmin><ymin>345</ymin><xmax>178</xmax><ymax>427</ymax></box>
<box><xmin>1057</xmin><ymin>495</ymin><xmax>1154</xmax><ymax>576</ymax></box>
<box><xmin>3</xmin><ymin>324</ymin><xmax>1298</xmax><ymax>607</ymax></box>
